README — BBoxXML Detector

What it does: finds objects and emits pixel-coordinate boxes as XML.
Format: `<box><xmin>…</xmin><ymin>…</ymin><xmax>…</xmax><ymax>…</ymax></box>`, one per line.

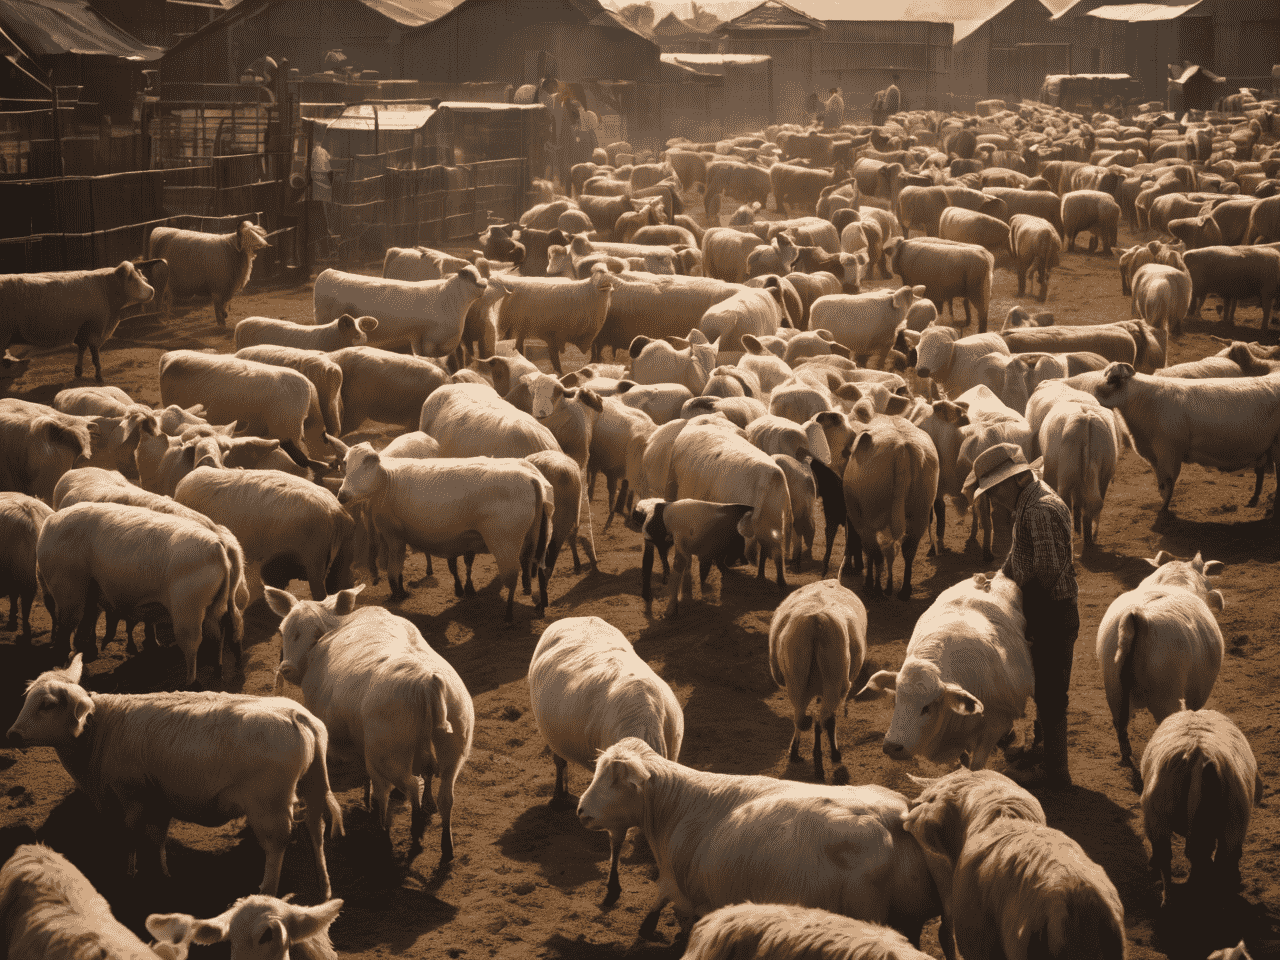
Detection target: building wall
<box><xmin>719</xmin><ymin>34</ymin><xmax>814</xmax><ymax>124</ymax></box>
<box><xmin>402</xmin><ymin>0</ymin><xmax>660</xmax><ymax>85</ymax></box>
<box><xmin>815</xmin><ymin>21</ymin><xmax>952</xmax><ymax>111</ymax></box>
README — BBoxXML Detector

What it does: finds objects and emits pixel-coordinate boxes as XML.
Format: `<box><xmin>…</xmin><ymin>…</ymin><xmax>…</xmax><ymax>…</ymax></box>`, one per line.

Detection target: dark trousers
<box><xmin>1022</xmin><ymin>586</ymin><xmax>1079</xmax><ymax>727</ymax></box>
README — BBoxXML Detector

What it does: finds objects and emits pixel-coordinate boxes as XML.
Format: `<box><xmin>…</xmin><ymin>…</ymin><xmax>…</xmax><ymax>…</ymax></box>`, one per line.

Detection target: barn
<box><xmin>713</xmin><ymin>0</ymin><xmax>825</xmax><ymax>125</ymax></box>
<box><xmin>920</xmin><ymin>0</ymin><xmax>1125</xmax><ymax>104</ymax></box>
<box><xmin>1051</xmin><ymin>0</ymin><xmax>1280</xmax><ymax>103</ymax></box>
<box><xmin>160</xmin><ymin>0</ymin><xmax>457</xmax><ymax>85</ymax></box>
<box><xmin>813</xmin><ymin>18</ymin><xmax>953</xmax><ymax>113</ymax></box>
<box><xmin>399</xmin><ymin>0</ymin><xmax>661</xmax><ymax>86</ymax></box>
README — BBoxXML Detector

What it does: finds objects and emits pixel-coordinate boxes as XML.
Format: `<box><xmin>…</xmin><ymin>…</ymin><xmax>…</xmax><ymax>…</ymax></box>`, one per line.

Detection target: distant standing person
<box><xmin>822</xmin><ymin>87</ymin><xmax>844</xmax><ymax>130</ymax></box>
<box><xmin>872</xmin><ymin>74</ymin><xmax>902</xmax><ymax>126</ymax></box>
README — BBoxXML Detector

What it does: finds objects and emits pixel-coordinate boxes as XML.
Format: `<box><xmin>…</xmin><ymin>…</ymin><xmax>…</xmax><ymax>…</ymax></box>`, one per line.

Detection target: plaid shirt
<box><xmin>1001</xmin><ymin>478</ymin><xmax>1078</xmax><ymax>602</ymax></box>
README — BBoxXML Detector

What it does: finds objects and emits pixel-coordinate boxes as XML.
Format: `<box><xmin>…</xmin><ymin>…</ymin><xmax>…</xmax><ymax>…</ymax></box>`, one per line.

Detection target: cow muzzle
<box><xmin>7</xmin><ymin>727</ymin><xmax>26</xmax><ymax>748</ymax></box>
<box><xmin>882</xmin><ymin>740</ymin><xmax>907</xmax><ymax>759</ymax></box>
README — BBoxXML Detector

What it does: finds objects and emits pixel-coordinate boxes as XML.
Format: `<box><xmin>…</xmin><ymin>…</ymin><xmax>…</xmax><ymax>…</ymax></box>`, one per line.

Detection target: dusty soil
<box><xmin>2</xmin><ymin>193</ymin><xmax>1279</xmax><ymax>960</ymax></box>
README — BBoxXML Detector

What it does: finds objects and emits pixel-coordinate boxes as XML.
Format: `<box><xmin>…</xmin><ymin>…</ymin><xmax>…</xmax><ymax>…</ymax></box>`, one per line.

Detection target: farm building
<box><xmin>160</xmin><ymin>0</ymin><xmax>457</xmax><ymax>84</ymax></box>
<box><xmin>162</xmin><ymin>0</ymin><xmax>661</xmax><ymax>100</ymax></box>
<box><xmin>908</xmin><ymin>0</ymin><xmax>1125</xmax><ymax>104</ymax></box>
<box><xmin>399</xmin><ymin>0</ymin><xmax>661</xmax><ymax>86</ymax></box>
<box><xmin>714</xmin><ymin>0</ymin><xmax>825</xmax><ymax>124</ymax></box>
<box><xmin>813</xmin><ymin>19</ymin><xmax>953</xmax><ymax>113</ymax></box>
<box><xmin>650</xmin><ymin>10</ymin><xmax>722</xmax><ymax>52</ymax></box>
<box><xmin>2</xmin><ymin>0</ymin><xmax>162</xmax><ymax>116</ymax></box>
<box><xmin>89</xmin><ymin>0</ymin><xmax>235</xmax><ymax>49</ymax></box>
<box><xmin>1052</xmin><ymin>0</ymin><xmax>1280</xmax><ymax>103</ymax></box>
<box><xmin>660</xmin><ymin>52</ymin><xmax>773</xmax><ymax>133</ymax></box>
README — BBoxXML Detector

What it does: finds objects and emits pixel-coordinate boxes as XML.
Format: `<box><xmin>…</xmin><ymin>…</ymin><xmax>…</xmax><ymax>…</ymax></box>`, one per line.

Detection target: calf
<box><xmin>629</xmin><ymin>498</ymin><xmax>753</xmax><ymax>617</ymax></box>
<box><xmin>527</xmin><ymin>615</ymin><xmax>683</xmax><ymax>903</ymax></box>
<box><xmin>857</xmin><ymin>572</ymin><xmax>1032</xmax><ymax>770</ymax></box>
<box><xmin>36</xmin><ymin>502</ymin><xmax>245</xmax><ymax>684</ymax></box>
<box><xmin>1090</xmin><ymin>361</ymin><xmax>1280</xmax><ymax>518</ymax></box>
<box><xmin>577</xmin><ymin>738</ymin><xmax>940</xmax><ymax>943</ymax></box>
<box><xmin>842</xmin><ymin>415</ymin><xmax>939</xmax><ymax>598</ymax></box>
<box><xmin>6</xmin><ymin>656</ymin><xmax>343</xmax><ymax>898</ymax></box>
<box><xmin>904</xmin><ymin>769</ymin><xmax>1126</xmax><ymax>960</ymax></box>
<box><xmin>684</xmin><ymin>904</ymin><xmax>933</xmax><ymax>960</ymax></box>
<box><xmin>148</xmin><ymin>896</ymin><xmax>342</xmax><ymax>960</ymax></box>
<box><xmin>0</xmin><ymin>493</ymin><xmax>53</xmax><ymax>642</ymax></box>
<box><xmin>0</xmin><ymin>843</ymin><xmax>183</xmax><ymax>960</ymax></box>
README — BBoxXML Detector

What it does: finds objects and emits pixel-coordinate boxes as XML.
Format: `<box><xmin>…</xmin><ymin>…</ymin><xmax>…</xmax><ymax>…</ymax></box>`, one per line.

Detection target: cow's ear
<box><xmin>264</xmin><ymin>586</ymin><xmax>297</xmax><ymax>619</ymax></box>
<box><xmin>854</xmin><ymin>670</ymin><xmax>897</xmax><ymax>700</ymax></box>
<box><xmin>943</xmin><ymin>683</ymin><xmax>983</xmax><ymax>717</ymax></box>
<box><xmin>328</xmin><ymin>584</ymin><xmax>366</xmax><ymax>615</ymax></box>
<box><xmin>69</xmin><ymin>686</ymin><xmax>94</xmax><ymax>737</ymax></box>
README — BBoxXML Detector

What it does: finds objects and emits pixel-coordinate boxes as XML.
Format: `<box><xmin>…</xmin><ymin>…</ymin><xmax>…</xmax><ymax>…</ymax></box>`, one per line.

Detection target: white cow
<box><xmin>1095</xmin><ymin>551</ymin><xmax>1225</xmax><ymax>766</ymax></box>
<box><xmin>527</xmin><ymin>616</ymin><xmax>683</xmax><ymax>904</ymax></box>
<box><xmin>576</xmin><ymin>738</ymin><xmax>940</xmax><ymax>944</ymax></box>
<box><xmin>267</xmin><ymin>584</ymin><xmax>474</xmax><ymax>863</ymax></box>
<box><xmin>903</xmin><ymin>769</ymin><xmax>1125</xmax><ymax>960</ymax></box>
<box><xmin>768</xmin><ymin>579</ymin><xmax>867</xmax><ymax>779</ymax></box>
<box><xmin>857</xmin><ymin>572</ymin><xmax>1031</xmax><ymax>770</ymax></box>
<box><xmin>7</xmin><ymin>656</ymin><xmax>343</xmax><ymax>899</ymax></box>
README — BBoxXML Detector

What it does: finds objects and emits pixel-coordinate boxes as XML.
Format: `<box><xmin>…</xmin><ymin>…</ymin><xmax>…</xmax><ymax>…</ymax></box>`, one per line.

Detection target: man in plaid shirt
<box><xmin>965</xmin><ymin>442</ymin><xmax>1078</xmax><ymax>788</ymax></box>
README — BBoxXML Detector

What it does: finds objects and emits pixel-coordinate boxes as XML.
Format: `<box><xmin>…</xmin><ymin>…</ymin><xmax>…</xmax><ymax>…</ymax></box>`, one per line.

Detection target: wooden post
<box><xmin>301</xmin><ymin>120</ymin><xmax>313</xmax><ymax>279</ymax></box>
<box><xmin>50</xmin><ymin>71</ymin><xmax>65</xmax><ymax>178</ymax></box>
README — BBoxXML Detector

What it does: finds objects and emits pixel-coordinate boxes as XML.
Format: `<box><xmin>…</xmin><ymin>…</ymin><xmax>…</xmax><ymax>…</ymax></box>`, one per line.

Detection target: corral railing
<box><xmin>320</xmin><ymin>155</ymin><xmax>528</xmax><ymax>265</ymax></box>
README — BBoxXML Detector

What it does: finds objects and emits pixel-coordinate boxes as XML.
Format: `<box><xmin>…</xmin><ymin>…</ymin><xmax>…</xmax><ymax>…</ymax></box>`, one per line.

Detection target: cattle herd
<box><xmin>1</xmin><ymin>90</ymin><xmax>1279</xmax><ymax>960</ymax></box>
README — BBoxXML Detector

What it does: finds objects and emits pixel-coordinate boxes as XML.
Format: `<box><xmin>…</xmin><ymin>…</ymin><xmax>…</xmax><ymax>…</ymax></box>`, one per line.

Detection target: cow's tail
<box><xmin>220</xmin><ymin>529</ymin><xmax>248</xmax><ymax>659</ymax></box>
<box><xmin>1114</xmin><ymin>609</ymin><xmax>1142</xmax><ymax>713</ymax></box>
<box><xmin>297</xmin><ymin>712</ymin><xmax>345</xmax><ymax>839</ymax></box>
<box><xmin>427</xmin><ymin>674</ymin><xmax>454</xmax><ymax>736</ymax></box>
<box><xmin>533</xmin><ymin>475</ymin><xmax>552</xmax><ymax>572</ymax></box>
<box><xmin>1187</xmin><ymin>750</ymin><xmax>1212</xmax><ymax>835</ymax></box>
<box><xmin>204</xmin><ymin>540</ymin><xmax>233</xmax><ymax>654</ymax></box>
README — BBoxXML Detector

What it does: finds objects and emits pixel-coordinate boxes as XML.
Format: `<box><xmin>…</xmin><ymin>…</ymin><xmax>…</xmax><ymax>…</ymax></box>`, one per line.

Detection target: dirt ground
<box><xmin>2</xmin><ymin>191</ymin><xmax>1279</xmax><ymax>960</ymax></box>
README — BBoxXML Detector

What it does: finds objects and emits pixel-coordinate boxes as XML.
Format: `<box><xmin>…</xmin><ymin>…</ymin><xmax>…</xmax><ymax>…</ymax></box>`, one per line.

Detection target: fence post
<box><xmin>301</xmin><ymin>121</ymin><xmax>313</xmax><ymax>278</ymax></box>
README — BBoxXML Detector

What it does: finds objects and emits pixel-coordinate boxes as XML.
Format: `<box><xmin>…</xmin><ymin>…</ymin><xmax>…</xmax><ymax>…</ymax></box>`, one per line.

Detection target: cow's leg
<box><xmin>898</xmin><ymin>534</ymin><xmax>919</xmax><ymax>600</ymax></box>
<box><xmin>447</xmin><ymin>557</ymin><xmax>464</xmax><ymax>597</ymax></box>
<box><xmin>789</xmin><ymin>712</ymin><xmax>808</xmax><ymax>763</ymax></box>
<box><xmin>812</xmin><ymin>715</ymin><xmax>824</xmax><ymax>780</ymax></box>
<box><xmin>823</xmin><ymin>712</ymin><xmax>839</xmax><ymax>763</ymax></box>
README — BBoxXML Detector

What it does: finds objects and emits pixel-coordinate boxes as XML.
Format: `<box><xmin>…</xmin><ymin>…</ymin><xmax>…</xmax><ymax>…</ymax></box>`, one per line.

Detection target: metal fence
<box><xmin>320</xmin><ymin>155</ymin><xmax>528</xmax><ymax>265</ymax></box>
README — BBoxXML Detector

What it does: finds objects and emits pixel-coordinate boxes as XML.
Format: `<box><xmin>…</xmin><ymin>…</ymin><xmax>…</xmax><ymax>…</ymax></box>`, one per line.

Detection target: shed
<box><xmin>161</xmin><ymin>0</ymin><xmax>460</xmax><ymax>85</ymax></box>
<box><xmin>399</xmin><ymin>0</ymin><xmax>661</xmax><ymax>87</ymax></box>
<box><xmin>715</xmin><ymin>0</ymin><xmax>824</xmax><ymax>123</ymax></box>
<box><xmin>814</xmin><ymin>20</ymin><xmax>952</xmax><ymax>112</ymax></box>
<box><xmin>2</xmin><ymin>0</ymin><xmax>162</xmax><ymax>115</ymax></box>
<box><xmin>311</xmin><ymin>99</ymin><xmax>548</xmax><ymax>169</ymax></box>
<box><xmin>1058</xmin><ymin>0</ymin><xmax>1279</xmax><ymax>103</ymax></box>
<box><xmin>1166</xmin><ymin>61</ymin><xmax>1223</xmax><ymax>111</ymax></box>
<box><xmin>660</xmin><ymin>52</ymin><xmax>773</xmax><ymax>133</ymax></box>
<box><xmin>88</xmin><ymin>0</ymin><xmax>234</xmax><ymax>49</ymax></box>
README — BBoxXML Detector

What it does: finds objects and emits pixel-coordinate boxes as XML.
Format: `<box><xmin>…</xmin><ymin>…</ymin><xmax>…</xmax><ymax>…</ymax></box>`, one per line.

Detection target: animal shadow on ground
<box><xmin>497</xmin><ymin>800</ymin><xmax>619</xmax><ymax>893</ymax></box>
<box><xmin>543</xmin><ymin>932</ymin><xmax>684</xmax><ymax>960</ymax></box>
<box><xmin>31</xmin><ymin>789</ymin><xmax>333</xmax><ymax>938</ymax></box>
<box><xmin>1155</xmin><ymin>884</ymin><xmax>1280</xmax><ymax>960</ymax></box>
<box><xmin>1154</xmin><ymin>515</ymin><xmax>1280</xmax><ymax>567</ymax></box>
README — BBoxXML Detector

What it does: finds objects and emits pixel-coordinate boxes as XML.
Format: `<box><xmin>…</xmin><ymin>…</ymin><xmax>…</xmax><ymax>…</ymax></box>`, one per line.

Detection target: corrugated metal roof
<box><xmin>358</xmin><ymin>0</ymin><xmax>463</xmax><ymax>26</ymax></box>
<box><xmin>1085</xmin><ymin>0</ymin><xmax>1203</xmax><ymax>20</ymax></box>
<box><xmin>4</xmin><ymin>0</ymin><xmax>162</xmax><ymax>59</ymax></box>
<box><xmin>324</xmin><ymin>101</ymin><xmax>436</xmax><ymax>130</ymax></box>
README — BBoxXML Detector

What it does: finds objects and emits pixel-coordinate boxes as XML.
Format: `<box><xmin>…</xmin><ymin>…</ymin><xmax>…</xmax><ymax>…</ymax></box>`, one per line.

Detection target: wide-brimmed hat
<box><xmin>963</xmin><ymin>442</ymin><xmax>1033</xmax><ymax>504</ymax></box>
